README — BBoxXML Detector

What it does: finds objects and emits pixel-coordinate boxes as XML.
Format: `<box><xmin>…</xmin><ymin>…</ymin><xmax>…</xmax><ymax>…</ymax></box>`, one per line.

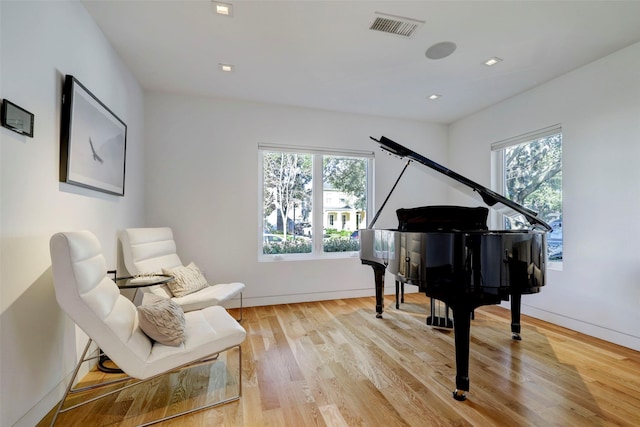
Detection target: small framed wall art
<box><xmin>59</xmin><ymin>75</ymin><xmax>127</xmax><ymax>196</ymax></box>
<box><xmin>1</xmin><ymin>99</ymin><xmax>34</xmax><ymax>137</ymax></box>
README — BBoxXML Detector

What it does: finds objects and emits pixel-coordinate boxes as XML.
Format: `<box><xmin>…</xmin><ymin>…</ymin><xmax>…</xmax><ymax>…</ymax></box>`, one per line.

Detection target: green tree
<box><xmin>505</xmin><ymin>134</ymin><xmax>562</xmax><ymax>221</ymax></box>
<box><xmin>323</xmin><ymin>156</ymin><xmax>367</xmax><ymax>210</ymax></box>
<box><xmin>263</xmin><ymin>152</ymin><xmax>311</xmax><ymax>240</ymax></box>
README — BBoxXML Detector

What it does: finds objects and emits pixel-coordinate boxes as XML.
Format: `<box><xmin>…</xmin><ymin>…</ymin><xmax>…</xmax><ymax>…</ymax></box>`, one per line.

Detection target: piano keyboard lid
<box><xmin>371</xmin><ymin>135</ymin><xmax>552</xmax><ymax>232</ymax></box>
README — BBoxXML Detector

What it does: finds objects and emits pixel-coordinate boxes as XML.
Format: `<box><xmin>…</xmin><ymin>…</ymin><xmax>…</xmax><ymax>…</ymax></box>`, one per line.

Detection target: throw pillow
<box><xmin>162</xmin><ymin>262</ymin><xmax>209</xmax><ymax>297</ymax></box>
<box><xmin>137</xmin><ymin>295</ymin><xmax>186</xmax><ymax>347</ymax></box>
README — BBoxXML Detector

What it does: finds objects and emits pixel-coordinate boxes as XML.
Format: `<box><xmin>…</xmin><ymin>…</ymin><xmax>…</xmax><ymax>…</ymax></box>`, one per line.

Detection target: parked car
<box><xmin>547</xmin><ymin>219</ymin><xmax>563</xmax><ymax>260</ymax></box>
<box><xmin>263</xmin><ymin>234</ymin><xmax>284</xmax><ymax>244</ymax></box>
<box><xmin>295</xmin><ymin>222</ymin><xmax>312</xmax><ymax>236</ymax></box>
<box><xmin>547</xmin><ymin>219</ymin><xmax>562</xmax><ymax>246</ymax></box>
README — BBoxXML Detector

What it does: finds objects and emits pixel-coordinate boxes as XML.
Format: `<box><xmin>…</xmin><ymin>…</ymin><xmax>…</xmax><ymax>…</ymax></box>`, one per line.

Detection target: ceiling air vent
<box><xmin>369</xmin><ymin>12</ymin><xmax>424</xmax><ymax>38</ymax></box>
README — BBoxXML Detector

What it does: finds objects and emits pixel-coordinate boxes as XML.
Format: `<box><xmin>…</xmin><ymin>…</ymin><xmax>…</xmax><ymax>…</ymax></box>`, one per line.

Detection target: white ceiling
<box><xmin>82</xmin><ymin>0</ymin><xmax>640</xmax><ymax>123</ymax></box>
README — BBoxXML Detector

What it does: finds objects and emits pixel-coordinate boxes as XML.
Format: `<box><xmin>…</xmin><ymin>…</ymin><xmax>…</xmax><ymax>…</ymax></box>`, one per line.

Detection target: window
<box><xmin>492</xmin><ymin>125</ymin><xmax>563</xmax><ymax>262</ymax></box>
<box><xmin>259</xmin><ymin>145</ymin><xmax>373</xmax><ymax>259</ymax></box>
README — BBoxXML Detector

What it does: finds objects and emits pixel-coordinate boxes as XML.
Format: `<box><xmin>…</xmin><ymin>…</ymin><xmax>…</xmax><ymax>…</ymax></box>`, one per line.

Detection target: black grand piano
<box><xmin>360</xmin><ymin>136</ymin><xmax>551</xmax><ymax>401</ymax></box>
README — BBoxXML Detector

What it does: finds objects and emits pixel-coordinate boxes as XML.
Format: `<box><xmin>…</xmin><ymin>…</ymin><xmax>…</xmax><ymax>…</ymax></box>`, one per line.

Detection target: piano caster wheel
<box><xmin>512</xmin><ymin>333</ymin><xmax>522</xmax><ymax>341</ymax></box>
<box><xmin>376</xmin><ymin>313</ymin><xmax>383</xmax><ymax>319</ymax></box>
<box><xmin>453</xmin><ymin>389</ymin><xmax>467</xmax><ymax>401</ymax></box>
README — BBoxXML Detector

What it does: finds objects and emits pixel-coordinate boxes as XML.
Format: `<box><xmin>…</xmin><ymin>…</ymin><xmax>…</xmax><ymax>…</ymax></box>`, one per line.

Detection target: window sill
<box><xmin>548</xmin><ymin>260</ymin><xmax>563</xmax><ymax>271</ymax></box>
<box><xmin>259</xmin><ymin>251</ymin><xmax>360</xmax><ymax>262</ymax></box>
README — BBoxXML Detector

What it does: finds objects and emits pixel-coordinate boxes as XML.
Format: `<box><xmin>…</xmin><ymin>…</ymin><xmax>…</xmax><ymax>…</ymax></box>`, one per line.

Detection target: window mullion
<box><xmin>312</xmin><ymin>154</ymin><xmax>324</xmax><ymax>253</ymax></box>
<box><xmin>490</xmin><ymin>149</ymin><xmax>505</xmax><ymax>230</ymax></box>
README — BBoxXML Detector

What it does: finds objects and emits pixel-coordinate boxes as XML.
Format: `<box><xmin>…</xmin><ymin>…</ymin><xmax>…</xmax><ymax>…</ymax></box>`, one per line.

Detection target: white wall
<box><xmin>0</xmin><ymin>2</ymin><xmax>145</xmax><ymax>426</ymax></box>
<box><xmin>3</xmin><ymin>3</ymin><xmax>637</xmax><ymax>426</ymax></box>
<box><xmin>448</xmin><ymin>42</ymin><xmax>640</xmax><ymax>351</ymax></box>
<box><xmin>144</xmin><ymin>93</ymin><xmax>449</xmax><ymax>307</ymax></box>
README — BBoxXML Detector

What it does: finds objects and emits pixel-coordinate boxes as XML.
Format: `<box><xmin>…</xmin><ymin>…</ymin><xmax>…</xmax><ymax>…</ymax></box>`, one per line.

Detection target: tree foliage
<box><xmin>263</xmin><ymin>152</ymin><xmax>311</xmax><ymax>239</ymax></box>
<box><xmin>505</xmin><ymin>134</ymin><xmax>562</xmax><ymax>221</ymax></box>
<box><xmin>323</xmin><ymin>156</ymin><xmax>367</xmax><ymax>210</ymax></box>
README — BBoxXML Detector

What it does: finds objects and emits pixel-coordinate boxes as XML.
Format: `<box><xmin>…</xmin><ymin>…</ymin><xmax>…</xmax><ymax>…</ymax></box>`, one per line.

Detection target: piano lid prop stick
<box><xmin>372</xmin><ymin>135</ymin><xmax>551</xmax><ymax>231</ymax></box>
<box><xmin>367</xmin><ymin>159</ymin><xmax>411</xmax><ymax>229</ymax></box>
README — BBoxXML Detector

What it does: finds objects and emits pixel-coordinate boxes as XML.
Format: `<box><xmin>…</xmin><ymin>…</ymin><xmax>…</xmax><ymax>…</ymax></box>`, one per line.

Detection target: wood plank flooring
<box><xmin>38</xmin><ymin>294</ymin><xmax>640</xmax><ymax>426</ymax></box>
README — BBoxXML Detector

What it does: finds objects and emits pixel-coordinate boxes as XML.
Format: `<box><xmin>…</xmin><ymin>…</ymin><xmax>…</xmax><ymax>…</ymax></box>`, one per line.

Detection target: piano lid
<box><xmin>371</xmin><ymin>135</ymin><xmax>552</xmax><ymax>232</ymax></box>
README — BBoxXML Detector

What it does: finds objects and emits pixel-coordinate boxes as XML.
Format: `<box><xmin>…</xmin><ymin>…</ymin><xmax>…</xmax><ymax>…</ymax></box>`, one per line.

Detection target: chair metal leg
<box><xmin>50</xmin><ymin>338</ymin><xmax>93</xmax><ymax>427</ymax></box>
<box><xmin>137</xmin><ymin>345</ymin><xmax>242</xmax><ymax>426</ymax></box>
<box><xmin>51</xmin><ymin>343</ymin><xmax>242</xmax><ymax>426</ymax></box>
<box><xmin>237</xmin><ymin>292</ymin><xmax>243</xmax><ymax>322</ymax></box>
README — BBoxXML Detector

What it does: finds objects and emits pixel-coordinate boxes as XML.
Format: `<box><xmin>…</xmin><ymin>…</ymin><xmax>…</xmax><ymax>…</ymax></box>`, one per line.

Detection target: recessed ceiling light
<box><xmin>428</xmin><ymin>94</ymin><xmax>441</xmax><ymax>100</ymax></box>
<box><xmin>213</xmin><ymin>2</ymin><xmax>233</xmax><ymax>17</ymax></box>
<box><xmin>484</xmin><ymin>57</ymin><xmax>502</xmax><ymax>66</ymax></box>
<box><xmin>219</xmin><ymin>63</ymin><xmax>234</xmax><ymax>72</ymax></box>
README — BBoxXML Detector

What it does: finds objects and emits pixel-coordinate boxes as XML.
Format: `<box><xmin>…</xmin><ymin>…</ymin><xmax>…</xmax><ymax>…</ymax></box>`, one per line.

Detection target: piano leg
<box><xmin>371</xmin><ymin>264</ymin><xmax>386</xmax><ymax>318</ymax></box>
<box><xmin>510</xmin><ymin>292</ymin><xmax>522</xmax><ymax>340</ymax></box>
<box><xmin>452</xmin><ymin>306</ymin><xmax>472</xmax><ymax>401</ymax></box>
<box><xmin>394</xmin><ymin>280</ymin><xmax>407</xmax><ymax>309</ymax></box>
<box><xmin>362</xmin><ymin>260</ymin><xmax>386</xmax><ymax>318</ymax></box>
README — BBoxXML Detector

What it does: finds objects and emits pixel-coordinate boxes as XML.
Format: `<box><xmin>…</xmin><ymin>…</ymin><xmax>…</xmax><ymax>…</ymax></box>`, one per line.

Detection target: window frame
<box><xmin>258</xmin><ymin>144</ymin><xmax>374</xmax><ymax>261</ymax></box>
<box><xmin>490</xmin><ymin>124</ymin><xmax>563</xmax><ymax>268</ymax></box>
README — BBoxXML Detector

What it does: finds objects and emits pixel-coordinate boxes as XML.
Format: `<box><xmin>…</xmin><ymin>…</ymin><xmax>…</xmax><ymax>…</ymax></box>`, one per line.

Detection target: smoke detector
<box><xmin>369</xmin><ymin>12</ymin><xmax>424</xmax><ymax>38</ymax></box>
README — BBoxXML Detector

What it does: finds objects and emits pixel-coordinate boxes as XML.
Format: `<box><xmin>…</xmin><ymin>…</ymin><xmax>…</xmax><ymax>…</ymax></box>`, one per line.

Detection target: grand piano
<box><xmin>360</xmin><ymin>136</ymin><xmax>551</xmax><ymax>401</ymax></box>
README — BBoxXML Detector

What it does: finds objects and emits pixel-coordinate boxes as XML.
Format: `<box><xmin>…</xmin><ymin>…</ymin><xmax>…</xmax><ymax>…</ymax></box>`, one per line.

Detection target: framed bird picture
<box><xmin>59</xmin><ymin>75</ymin><xmax>127</xmax><ymax>196</ymax></box>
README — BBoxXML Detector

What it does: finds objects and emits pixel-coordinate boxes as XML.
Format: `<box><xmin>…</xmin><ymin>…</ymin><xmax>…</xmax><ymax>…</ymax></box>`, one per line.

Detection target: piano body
<box><xmin>360</xmin><ymin>136</ymin><xmax>551</xmax><ymax>401</ymax></box>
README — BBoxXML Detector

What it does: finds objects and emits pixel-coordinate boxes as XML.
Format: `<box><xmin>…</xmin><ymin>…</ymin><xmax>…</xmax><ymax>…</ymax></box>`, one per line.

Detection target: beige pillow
<box><xmin>137</xmin><ymin>295</ymin><xmax>186</xmax><ymax>347</ymax></box>
<box><xmin>162</xmin><ymin>262</ymin><xmax>209</xmax><ymax>297</ymax></box>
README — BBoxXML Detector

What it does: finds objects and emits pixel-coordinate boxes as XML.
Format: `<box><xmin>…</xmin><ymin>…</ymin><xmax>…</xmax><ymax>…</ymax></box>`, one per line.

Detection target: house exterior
<box><xmin>323</xmin><ymin>185</ymin><xmax>366</xmax><ymax>232</ymax></box>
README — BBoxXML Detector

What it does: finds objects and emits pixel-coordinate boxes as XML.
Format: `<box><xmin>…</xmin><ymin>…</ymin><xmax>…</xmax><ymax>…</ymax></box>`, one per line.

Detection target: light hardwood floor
<box><xmin>39</xmin><ymin>293</ymin><xmax>640</xmax><ymax>426</ymax></box>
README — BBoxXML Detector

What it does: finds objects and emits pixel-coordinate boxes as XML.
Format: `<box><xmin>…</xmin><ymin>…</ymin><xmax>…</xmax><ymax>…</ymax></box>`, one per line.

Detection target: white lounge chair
<box><xmin>49</xmin><ymin>231</ymin><xmax>246</xmax><ymax>426</ymax></box>
<box><xmin>119</xmin><ymin>227</ymin><xmax>245</xmax><ymax>319</ymax></box>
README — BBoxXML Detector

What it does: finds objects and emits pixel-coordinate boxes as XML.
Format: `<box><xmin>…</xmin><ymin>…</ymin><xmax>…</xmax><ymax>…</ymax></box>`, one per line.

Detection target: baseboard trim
<box><xmin>22</xmin><ymin>346</ymin><xmax>99</xmax><ymax>427</ymax></box>
<box><xmin>222</xmin><ymin>286</ymin><xmax>413</xmax><ymax>309</ymax></box>
<box><xmin>517</xmin><ymin>303</ymin><xmax>640</xmax><ymax>351</ymax></box>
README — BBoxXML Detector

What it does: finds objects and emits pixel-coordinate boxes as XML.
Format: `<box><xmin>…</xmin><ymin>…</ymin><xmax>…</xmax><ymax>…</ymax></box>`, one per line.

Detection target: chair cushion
<box><xmin>145</xmin><ymin>305</ymin><xmax>246</xmax><ymax>372</ymax></box>
<box><xmin>120</xmin><ymin>227</ymin><xmax>183</xmax><ymax>275</ymax></box>
<box><xmin>173</xmin><ymin>282</ymin><xmax>246</xmax><ymax>312</ymax></box>
<box><xmin>162</xmin><ymin>262</ymin><xmax>209</xmax><ymax>297</ymax></box>
<box><xmin>137</xmin><ymin>295</ymin><xmax>186</xmax><ymax>346</ymax></box>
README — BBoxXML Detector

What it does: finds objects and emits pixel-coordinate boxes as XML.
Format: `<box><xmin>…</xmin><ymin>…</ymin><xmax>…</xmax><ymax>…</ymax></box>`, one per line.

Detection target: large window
<box><xmin>259</xmin><ymin>145</ymin><xmax>373</xmax><ymax>259</ymax></box>
<box><xmin>492</xmin><ymin>125</ymin><xmax>563</xmax><ymax>261</ymax></box>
